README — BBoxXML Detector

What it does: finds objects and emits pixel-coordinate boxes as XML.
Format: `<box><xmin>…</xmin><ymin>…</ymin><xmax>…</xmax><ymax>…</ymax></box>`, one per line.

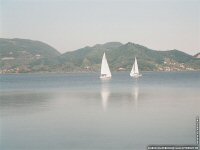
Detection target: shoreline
<box><xmin>0</xmin><ymin>70</ymin><xmax>200</xmax><ymax>75</ymax></box>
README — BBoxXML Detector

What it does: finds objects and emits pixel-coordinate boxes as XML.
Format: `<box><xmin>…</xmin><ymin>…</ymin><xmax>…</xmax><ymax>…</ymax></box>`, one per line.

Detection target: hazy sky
<box><xmin>0</xmin><ymin>0</ymin><xmax>199</xmax><ymax>54</ymax></box>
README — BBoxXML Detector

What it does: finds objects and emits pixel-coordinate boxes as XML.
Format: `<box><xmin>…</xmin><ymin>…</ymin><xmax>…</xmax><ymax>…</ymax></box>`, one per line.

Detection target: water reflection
<box><xmin>1</xmin><ymin>73</ymin><xmax>200</xmax><ymax>150</ymax></box>
<box><xmin>131</xmin><ymin>82</ymin><xmax>140</xmax><ymax>111</ymax></box>
<box><xmin>101</xmin><ymin>81</ymin><xmax>110</xmax><ymax>111</ymax></box>
<box><xmin>0</xmin><ymin>92</ymin><xmax>52</xmax><ymax>116</ymax></box>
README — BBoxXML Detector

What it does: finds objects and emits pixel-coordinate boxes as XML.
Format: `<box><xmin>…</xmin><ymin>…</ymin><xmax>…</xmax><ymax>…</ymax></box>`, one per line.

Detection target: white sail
<box><xmin>134</xmin><ymin>57</ymin><xmax>139</xmax><ymax>74</ymax></box>
<box><xmin>100</xmin><ymin>53</ymin><xmax>111</xmax><ymax>79</ymax></box>
<box><xmin>130</xmin><ymin>57</ymin><xmax>141</xmax><ymax>78</ymax></box>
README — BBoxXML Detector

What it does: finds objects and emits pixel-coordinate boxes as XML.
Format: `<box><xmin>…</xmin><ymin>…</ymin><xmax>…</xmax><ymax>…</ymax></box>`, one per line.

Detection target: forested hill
<box><xmin>0</xmin><ymin>38</ymin><xmax>199</xmax><ymax>73</ymax></box>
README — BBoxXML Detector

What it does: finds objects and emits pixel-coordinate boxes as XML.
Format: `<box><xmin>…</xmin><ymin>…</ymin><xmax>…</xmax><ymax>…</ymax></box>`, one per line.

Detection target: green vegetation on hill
<box><xmin>58</xmin><ymin>42</ymin><xmax>199</xmax><ymax>72</ymax></box>
<box><xmin>0</xmin><ymin>38</ymin><xmax>60</xmax><ymax>58</ymax></box>
<box><xmin>0</xmin><ymin>38</ymin><xmax>60</xmax><ymax>73</ymax></box>
<box><xmin>0</xmin><ymin>38</ymin><xmax>199</xmax><ymax>73</ymax></box>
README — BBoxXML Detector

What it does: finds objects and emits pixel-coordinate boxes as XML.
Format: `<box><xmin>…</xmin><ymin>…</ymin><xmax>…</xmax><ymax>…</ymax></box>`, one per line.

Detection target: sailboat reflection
<box><xmin>131</xmin><ymin>85</ymin><xmax>139</xmax><ymax>111</ymax></box>
<box><xmin>101</xmin><ymin>83</ymin><xmax>110</xmax><ymax>111</ymax></box>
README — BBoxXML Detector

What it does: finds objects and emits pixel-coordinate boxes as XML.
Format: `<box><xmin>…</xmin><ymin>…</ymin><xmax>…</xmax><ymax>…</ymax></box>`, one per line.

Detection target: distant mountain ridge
<box><xmin>0</xmin><ymin>38</ymin><xmax>60</xmax><ymax>73</ymax></box>
<box><xmin>58</xmin><ymin>42</ymin><xmax>199</xmax><ymax>72</ymax></box>
<box><xmin>0</xmin><ymin>38</ymin><xmax>199</xmax><ymax>73</ymax></box>
<box><xmin>0</xmin><ymin>38</ymin><xmax>60</xmax><ymax>58</ymax></box>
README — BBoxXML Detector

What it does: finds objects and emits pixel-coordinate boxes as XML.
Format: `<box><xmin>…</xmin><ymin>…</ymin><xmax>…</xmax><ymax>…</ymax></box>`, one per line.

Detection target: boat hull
<box><xmin>130</xmin><ymin>74</ymin><xmax>142</xmax><ymax>78</ymax></box>
<box><xmin>100</xmin><ymin>76</ymin><xmax>112</xmax><ymax>80</ymax></box>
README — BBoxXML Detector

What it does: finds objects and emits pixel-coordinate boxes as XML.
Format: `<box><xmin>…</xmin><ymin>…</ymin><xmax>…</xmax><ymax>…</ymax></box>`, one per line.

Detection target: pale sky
<box><xmin>0</xmin><ymin>0</ymin><xmax>199</xmax><ymax>54</ymax></box>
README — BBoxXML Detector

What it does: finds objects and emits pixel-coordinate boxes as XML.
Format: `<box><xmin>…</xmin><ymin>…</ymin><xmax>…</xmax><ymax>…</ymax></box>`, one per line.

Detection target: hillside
<box><xmin>0</xmin><ymin>38</ymin><xmax>199</xmax><ymax>73</ymax></box>
<box><xmin>0</xmin><ymin>38</ymin><xmax>60</xmax><ymax>58</ymax></box>
<box><xmin>0</xmin><ymin>38</ymin><xmax>60</xmax><ymax>73</ymax></box>
<box><xmin>57</xmin><ymin>42</ymin><xmax>200</xmax><ymax>72</ymax></box>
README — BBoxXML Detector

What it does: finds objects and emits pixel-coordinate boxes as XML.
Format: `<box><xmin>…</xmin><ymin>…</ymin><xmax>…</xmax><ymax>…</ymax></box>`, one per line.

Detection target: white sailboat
<box><xmin>100</xmin><ymin>52</ymin><xmax>112</xmax><ymax>79</ymax></box>
<box><xmin>130</xmin><ymin>57</ymin><xmax>142</xmax><ymax>78</ymax></box>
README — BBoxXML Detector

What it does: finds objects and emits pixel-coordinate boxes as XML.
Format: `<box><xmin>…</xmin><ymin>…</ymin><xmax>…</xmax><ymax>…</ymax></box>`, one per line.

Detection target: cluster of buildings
<box><xmin>157</xmin><ymin>59</ymin><xmax>194</xmax><ymax>71</ymax></box>
<box><xmin>0</xmin><ymin>68</ymin><xmax>20</xmax><ymax>74</ymax></box>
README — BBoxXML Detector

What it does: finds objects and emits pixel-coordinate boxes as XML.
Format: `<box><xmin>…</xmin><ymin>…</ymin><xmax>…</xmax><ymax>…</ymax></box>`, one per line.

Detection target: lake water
<box><xmin>0</xmin><ymin>72</ymin><xmax>200</xmax><ymax>150</ymax></box>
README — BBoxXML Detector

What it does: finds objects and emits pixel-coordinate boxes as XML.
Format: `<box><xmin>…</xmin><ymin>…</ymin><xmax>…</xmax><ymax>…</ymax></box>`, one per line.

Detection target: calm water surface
<box><xmin>0</xmin><ymin>72</ymin><xmax>200</xmax><ymax>150</ymax></box>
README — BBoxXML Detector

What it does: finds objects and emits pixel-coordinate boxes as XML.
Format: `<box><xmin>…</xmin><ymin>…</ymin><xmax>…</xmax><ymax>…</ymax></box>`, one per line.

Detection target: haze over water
<box><xmin>0</xmin><ymin>72</ymin><xmax>200</xmax><ymax>150</ymax></box>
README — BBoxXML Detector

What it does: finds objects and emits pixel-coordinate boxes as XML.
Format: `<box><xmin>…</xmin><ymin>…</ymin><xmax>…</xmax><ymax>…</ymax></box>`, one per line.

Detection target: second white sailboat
<box><xmin>130</xmin><ymin>57</ymin><xmax>142</xmax><ymax>78</ymax></box>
